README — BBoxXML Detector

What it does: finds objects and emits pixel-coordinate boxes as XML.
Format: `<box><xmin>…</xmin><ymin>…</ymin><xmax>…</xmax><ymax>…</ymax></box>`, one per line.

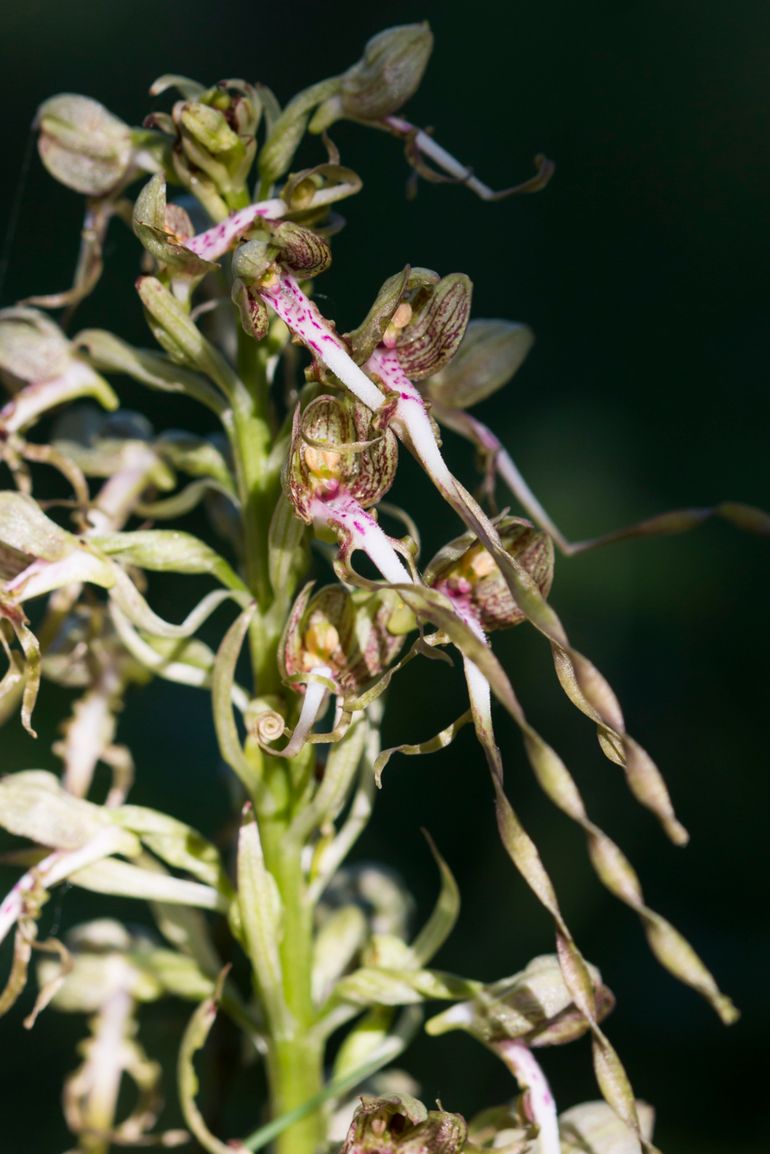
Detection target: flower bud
<box><xmin>426</xmin><ymin>954</ymin><xmax>614</xmax><ymax>1047</ymax></box>
<box><xmin>0</xmin><ymin>307</ymin><xmax>72</xmax><ymax>389</ymax></box>
<box><xmin>425</xmin><ymin>517</ymin><xmax>554</xmax><ymax>632</ymax></box>
<box><xmin>231</xmin><ymin>237</ymin><xmax>274</xmax><ymax>283</ymax></box>
<box><xmin>132</xmin><ymin>175</ymin><xmax>214</xmax><ymax>279</ymax></box>
<box><xmin>425</xmin><ymin>319</ymin><xmax>534</xmax><ymax>409</ymax></box>
<box><xmin>560</xmin><ymin>1101</ymin><xmax>655</xmax><ymax>1153</ymax></box>
<box><xmin>36</xmin><ymin>94</ymin><xmax>134</xmax><ymax>196</ymax></box>
<box><xmin>281</xmin><ymin>162</ymin><xmax>362</xmax><ymax>214</ymax></box>
<box><xmin>466</xmin><ymin>1104</ymin><xmax>532</xmax><ymax>1154</ymax></box>
<box><xmin>179</xmin><ymin>101</ymin><xmax>241</xmax><ymax>158</ymax></box>
<box><xmin>149</xmin><ymin>79</ymin><xmax>260</xmax><ymax>215</ymax></box>
<box><xmin>284</xmin><ymin>395</ymin><xmax>398</xmax><ymax>521</ymax></box>
<box><xmin>336</xmin><ymin>24</ymin><xmax>434</xmax><ymax>124</ymax></box>
<box><xmin>0</xmin><ymin>309</ymin><xmax>118</xmax><ymax>433</ymax></box>
<box><xmin>280</xmin><ymin>583</ymin><xmax>407</xmax><ymax>698</ymax></box>
<box><xmin>342</xmin><ymin>1095</ymin><xmax>466</xmax><ymax>1154</ymax></box>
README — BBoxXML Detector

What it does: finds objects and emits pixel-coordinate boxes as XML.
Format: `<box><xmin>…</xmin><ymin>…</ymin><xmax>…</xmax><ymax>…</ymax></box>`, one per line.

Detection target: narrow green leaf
<box><xmin>409</xmin><ymin>834</ymin><xmax>460</xmax><ymax>967</ymax></box>
<box><xmin>178</xmin><ymin>970</ymin><xmax>248</xmax><ymax>1153</ymax></box>
<box><xmin>75</xmin><ymin>328</ymin><xmax>227</xmax><ymax>416</ymax></box>
<box><xmin>235</xmin><ymin>806</ymin><xmax>287</xmax><ymax>1033</ymax></box>
<box><xmin>113</xmin><ymin>805</ymin><xmax>233</xmax><ymax>896</ymax></box>
<box><xmin>268</xmin><ymin>493</ymin><xmax>309</xmax><ymax>609</ymax></box>
<box><xmin>0</xmin><ymin>771</ymin><xmax>129</xmax><ymax>851</ymax></box>
<box><xmin>71</xmin><ymin>857</ymin><xmax>227</xmax><ymax>911</ymax></box>
<box><xmin>91</xmin><ymin>529</ymin><xmax>247</xmax><ymax>591</ymax></box>
<box><xmin>211</xmin><ymin>604</ymin><xmax>259</xmax><ymax>791</ymax></box>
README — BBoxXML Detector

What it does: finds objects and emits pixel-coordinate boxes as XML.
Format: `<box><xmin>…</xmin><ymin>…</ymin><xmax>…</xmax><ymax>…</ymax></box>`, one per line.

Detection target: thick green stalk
<box><xmin>231</xmin><ymin>332</ymin><xmax>283</xmax><ymax>693</ymax></box>
<box><xmin>230</xmin><ymin>329</ymin><xmax>325</xmax><ymax>1154</ymax></box>
<box><xmin>261</xmin><ymin>807</ymin><xmax>325</xmax><ymax>1154</ymax></box>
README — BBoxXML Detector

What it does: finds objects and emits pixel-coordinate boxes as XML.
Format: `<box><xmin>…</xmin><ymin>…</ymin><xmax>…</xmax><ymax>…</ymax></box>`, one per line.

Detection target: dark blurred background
<box><xmin>1</xmin><ymin>2</ymin><xmax>768</xmax><ymax>1151</ymax></box>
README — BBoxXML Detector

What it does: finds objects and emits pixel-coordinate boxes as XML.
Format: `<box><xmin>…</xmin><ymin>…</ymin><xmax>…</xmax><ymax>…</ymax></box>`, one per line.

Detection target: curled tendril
<box><xmin>251</xmin><ymin>707</ymin><xmax>286</xmax><ymax>746</ymax></box>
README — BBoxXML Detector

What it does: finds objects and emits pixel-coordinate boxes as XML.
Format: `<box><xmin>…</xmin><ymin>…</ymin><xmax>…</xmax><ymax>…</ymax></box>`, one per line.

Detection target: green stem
<box><xmin>230</xmin><ymin>334</ymin><xmax>283</xmax><ymax>692</ymax></box>
<box><xmin>228</xmin><ymin>325</ymin><xmax>324</xmax><ymax>1154</ymax></box>
<box><xmin>260</xmin><ymin>772</ymin><xmax>325</xmax><ymax>1154</ymax></box>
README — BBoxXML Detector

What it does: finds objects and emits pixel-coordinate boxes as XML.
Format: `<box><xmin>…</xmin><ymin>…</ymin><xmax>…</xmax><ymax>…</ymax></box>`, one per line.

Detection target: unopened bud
<box><xmin>560</xmin><ymin>1101</ymin><xmax>656</xmax><ymax>1153</ymax></box>
<box><xmin>426</xmin><ymin>517</ymin><xmax>554</xmax><ymax>632</ymax></box>
<box><xmin>426</xmin><ymin>954</ymin><xmax>614</xmax><ymax>1047</ymax></box>
<box><xmin>281</xmin><ymin>162</ymin><xmax>362</xmax><ymax>214</ymax></box>
<box><xmin>425</xmin><ymin>319</ymin><xmax>534</xmax><ymax>409</ymax></box>
<box><xmin>281</xmin><ymin>583</ymin><xmax>407</xmax><ymax>698</ymax></box>
<box><xmin>36</xmin><ymin>94</ymin><xmax>134</xmax><ymax>196</ymax></box>
<box><xmin>213</xmin><ymin>79</ymin><xmax>262</xmax><ymax>137</ymax></box>
<box><xmin>150</xmin><ymin>80</ymin><xmax>259</xmax><ymax>214</ymax></box>
<box><xmin>231</xmin><ymin>237</ymin><xmax>274</xmax><ymax>283</ymax></box>
<box><xmin>342</xmin><ymin>1095</ymin><xmax>466</xmax><ymax>1154</ymax></box>
<box><xmin>132</xmin><ymin>175</ymin><xmax>214</xmax><ymax>278</ymax></box>
<box><xmin>179</xmin><ymin>101</ymin><xmax>241</xmax><ymax>157</ymax></box>
<box><xmin>284</xmin><ymin>395</ymin><xmax>398</xmax><ymax>521</ymax></box>
<box><xmin>337</xmin><ymin>24</ymin><xmax>434</xmax><ymax>124</ymax></box>
<box><xmin>0</xmin><ymin>308</ymin><xmax>71</xmax><ymax>388</ymax></box>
